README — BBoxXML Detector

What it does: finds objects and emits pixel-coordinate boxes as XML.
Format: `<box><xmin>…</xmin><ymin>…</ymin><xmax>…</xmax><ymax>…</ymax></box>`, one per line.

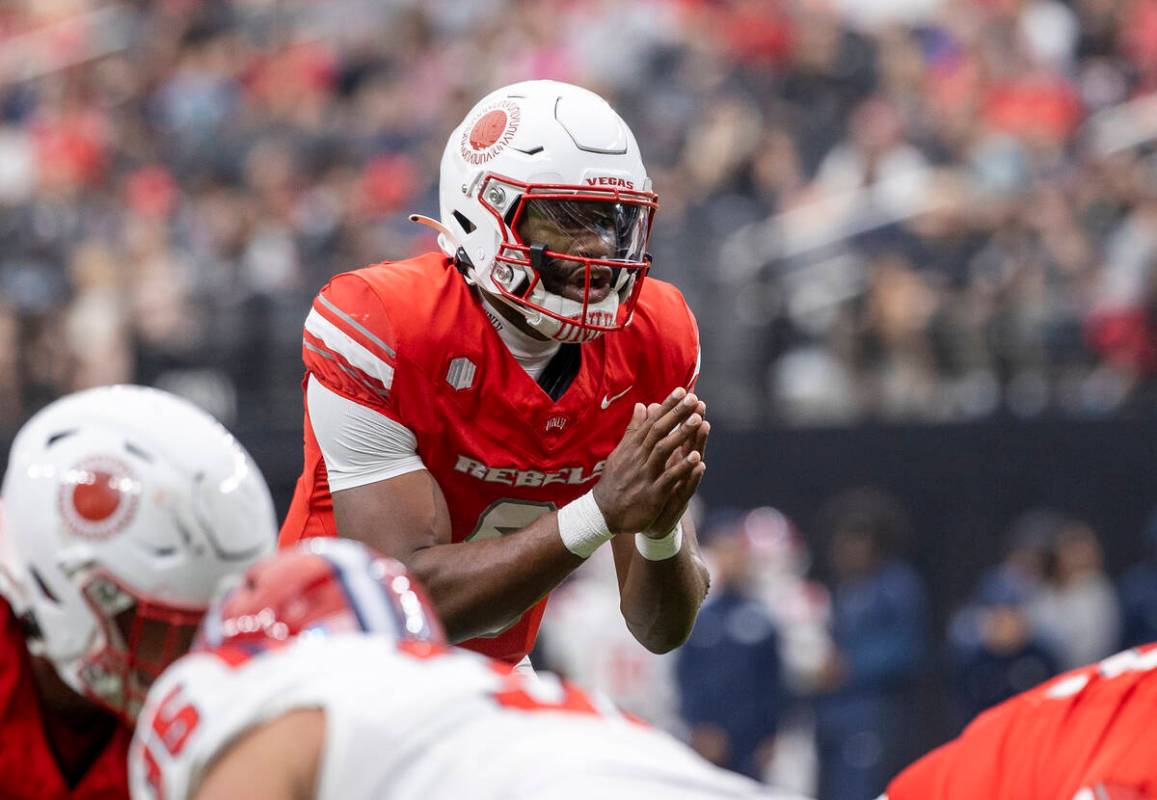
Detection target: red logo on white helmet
<box><xmin>460</xmin><ymin>100</ymin><xmax>521</xmax><ymax>166</ymax></box>
<box><xmin>58</xmin><ymin>457</ymin><xmax>141</xmax><ymax>541</ymax></box>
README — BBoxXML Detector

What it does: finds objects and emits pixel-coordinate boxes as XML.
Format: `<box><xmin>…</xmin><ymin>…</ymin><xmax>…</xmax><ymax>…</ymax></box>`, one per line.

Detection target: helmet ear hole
<box><xmin>452</xmin><ymin>210</ymin><xmax>476</xmax><ymax>235</ymax></box>
<box><xmin>30</xmin><ymin>567</ymin><xmax>60</xmax><ymax>604</ymax></box>
<box><xmin>18</xmin><ymin>610</ymin><xmax>43</xmax><ymax>641</ymax></box>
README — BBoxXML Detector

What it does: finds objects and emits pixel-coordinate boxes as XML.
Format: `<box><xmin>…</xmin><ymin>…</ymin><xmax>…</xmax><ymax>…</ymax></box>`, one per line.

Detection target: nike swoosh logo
<box><xmin>601</xmin><ymin>386</ymin><xmax>633</xmax><ymax>410</ymax></box>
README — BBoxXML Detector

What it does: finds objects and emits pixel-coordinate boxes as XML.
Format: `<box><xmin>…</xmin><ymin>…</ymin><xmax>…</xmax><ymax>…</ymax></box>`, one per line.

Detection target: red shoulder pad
<box><xmin>630</xmin><ymin>278</ymin><xmax>701</xmax><ymax>393</ymax></box>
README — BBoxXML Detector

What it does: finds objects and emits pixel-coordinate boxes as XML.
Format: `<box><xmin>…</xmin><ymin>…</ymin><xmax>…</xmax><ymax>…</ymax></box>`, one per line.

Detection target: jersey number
<box><xmin>139</xmin><ymin>684</ymin><xmax>202</xmax><ymax>800</ymax></box>
<box><xmin>467</xmin><ymin>499</ymin><xmax>557</xmax><ymax>542</ymax></box>
<box><xmin>151</xmin><ymin>684</ymin><xmax>201</xmax><ymax>756</ymax></box>
<box><xmin>465</xmin><ymin>500</ymin><xmax>557</xmax><ymax>637</ymax></box>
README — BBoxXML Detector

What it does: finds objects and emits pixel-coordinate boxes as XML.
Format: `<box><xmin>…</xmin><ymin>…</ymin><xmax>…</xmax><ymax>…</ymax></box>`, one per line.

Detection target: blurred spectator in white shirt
<box><xmin>1028</xmin><ymin>518</ymin><xmax>1121</xmax><ymax>670</ymax></box>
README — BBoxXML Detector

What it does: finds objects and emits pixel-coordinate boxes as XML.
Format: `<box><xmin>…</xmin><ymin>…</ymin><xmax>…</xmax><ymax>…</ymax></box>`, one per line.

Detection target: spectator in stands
<box><xmin>812</xmin><ymin>488</ymin><xmax>928</xmax><ymax>800</ymax></box>
<box><xmin>942</xmin><ymin>508</ymin><xmax>1063</xmax><ymax>724</ymax></box>
<box><xmin>676</xmin><ymin>509</ymin><xmax>785</xmax><ymax>781</ymax></box>
<box><xmin>1118</xmin><ymin>508</ymin><xmax>1157</xmax><ymax>649</ymax></box>
<box><xmin>537</xmin><ymin>546</ymin><xmax>683</xmax><ymax>736</ymax></box>
<box><xmin>745</xmin><ymin>506</ymin><xmax>833</xmax><ymax>797</ymax></box>
<box><xmin>977</xmin><ymin>508</ymin><xmax>1064</xmax><ymax>606</ymax></box>
<box><xmin>0</xmin><ymin>0</ymin><xmax>1155</xmax><ymax>429</ymax></box>
<box><xmin>1028</xmin><ymin>518</ymin><xmax>1121</xmax><ymax>670</ymax></box>
<box><xmin>947</xmin><ymin>573</ymin><xmax>1060</xmax><ymax>726</ymax></box>
<box><xmin>1088</xmin><ymin>241</ymin><xmax>1157</xmax><ymax>411</ymax></box>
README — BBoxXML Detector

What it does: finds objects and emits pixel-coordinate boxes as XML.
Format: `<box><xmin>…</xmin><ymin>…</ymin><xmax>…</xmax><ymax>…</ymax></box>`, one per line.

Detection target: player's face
<box><xmin>517</xmin><ymin>199</ymin><xmax>646</xmax><ymax>304</ymax></box>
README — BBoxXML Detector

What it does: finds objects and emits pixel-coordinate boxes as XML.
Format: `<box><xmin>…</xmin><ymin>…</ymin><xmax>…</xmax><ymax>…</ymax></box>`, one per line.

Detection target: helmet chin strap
<box><xmin>479</xmin><ymin>285</ymin><xmax>556</xmax><ymax>343</ymax></box>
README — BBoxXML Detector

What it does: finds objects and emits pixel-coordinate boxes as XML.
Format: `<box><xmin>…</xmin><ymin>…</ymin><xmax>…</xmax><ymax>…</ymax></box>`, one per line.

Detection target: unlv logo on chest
<box><xmin>58</xmin><ymin>456</ymin><xmax>141</xmax><ymax>540</ymax></box>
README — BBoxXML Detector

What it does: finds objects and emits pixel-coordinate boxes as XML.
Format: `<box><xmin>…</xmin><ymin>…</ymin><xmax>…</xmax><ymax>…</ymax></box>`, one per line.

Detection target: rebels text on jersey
<box><xmin>0</xmin><ymin>598</ymin><xmax>131</xmax><ymax>799</ymax></box>
<box><xmin>886</xmin><ymin>644</ymin><xmax>1157</xmax><ymax>800</ymax></box>
<box><xmin>278</xmin><ymin>253</ymin><xmax>701</xmax><ymax>664</ymax></box>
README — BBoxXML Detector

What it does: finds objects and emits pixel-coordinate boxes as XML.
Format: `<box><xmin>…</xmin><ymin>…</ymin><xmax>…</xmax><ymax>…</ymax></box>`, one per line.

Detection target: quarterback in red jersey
<box><xmin>280</xmin><ymin>80</ymin><xmax>711</xmax><ymax>665</ymax></box>
<box><xmin>0</xmin><ymin>386</ymin><xmax>276</xmax><ymax>799</ymax></box>
<box><xmin>885</xmin><ymin>644</ymin><xmax>1157</xmax><ymax>800</ymax></box>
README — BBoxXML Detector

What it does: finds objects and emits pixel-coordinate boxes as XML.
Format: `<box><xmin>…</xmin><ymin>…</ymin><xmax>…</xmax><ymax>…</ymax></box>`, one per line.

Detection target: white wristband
<box><xmin>635</xmin><ymin>521</ymin><xmax>684</xmax><ymax>561</ymax></box>
<box><xmin>557</xmin><ymin>491</ymin><xmax>613</xmax><ymax>558</ymax></box>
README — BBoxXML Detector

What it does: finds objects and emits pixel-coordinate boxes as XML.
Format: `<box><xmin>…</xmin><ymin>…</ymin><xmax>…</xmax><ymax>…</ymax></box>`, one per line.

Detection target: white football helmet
<box><xmin>0</xmin><ymin>385</ymin><xmax>276</xmax><ymax>719</ymax></box>
<box><xmin>428</xmin><ymin>79</ymin><xmax>657</xmax><ymax>343</ymax></box>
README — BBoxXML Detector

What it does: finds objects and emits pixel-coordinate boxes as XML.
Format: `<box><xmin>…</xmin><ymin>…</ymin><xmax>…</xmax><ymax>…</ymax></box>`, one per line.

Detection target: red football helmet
<box><xmin>196</xmin><ymin>538</ymin><xmax>445</xmax><ymax>653</ymax></box>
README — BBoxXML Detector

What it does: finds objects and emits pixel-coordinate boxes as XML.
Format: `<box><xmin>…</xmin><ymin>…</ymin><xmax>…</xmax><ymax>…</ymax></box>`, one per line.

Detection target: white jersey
<box><xmin>130</xmin><ymin>634</ymin><xmax>803</xmax><ymax>800</ymax></box>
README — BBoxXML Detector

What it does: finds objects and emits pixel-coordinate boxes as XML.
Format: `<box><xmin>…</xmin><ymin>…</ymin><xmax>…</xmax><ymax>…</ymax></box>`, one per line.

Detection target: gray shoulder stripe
<box><xmin>304</xmin><ymin>339</ymin><xmax>334</xmax><ymax>360</ymax></box>
<box><xmin>303</xmin><ymin>341</ymin><xmax>390</xmax><ymax>398</ymax></box>
<box><xmin>317</xmin><ymin>293</ymin><xmax>397</xmax><ymax>359</ymax></box>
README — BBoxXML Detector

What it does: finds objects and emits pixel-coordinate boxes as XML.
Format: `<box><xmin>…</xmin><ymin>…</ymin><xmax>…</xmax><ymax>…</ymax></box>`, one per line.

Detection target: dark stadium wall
<box><xmin>1</xmin><ymin>418</ymin><xmax>1150</xmax><ymax>615</ymax></box>
<box><xmin>700</xmin><ymin>419</ymin><xmax>1157</xmax><ymax>615</ymax></box>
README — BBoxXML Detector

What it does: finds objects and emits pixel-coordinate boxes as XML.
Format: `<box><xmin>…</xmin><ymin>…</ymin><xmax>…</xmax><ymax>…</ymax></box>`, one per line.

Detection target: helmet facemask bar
<box><xmin>479</xmin><ymin>176</ymin><xmax>657</xmax><ymax>341</ymax></box>
<box><xmin>74</xmin><ymin>570</ymin><xmax>202</xmax><ymax>722</ymax></box>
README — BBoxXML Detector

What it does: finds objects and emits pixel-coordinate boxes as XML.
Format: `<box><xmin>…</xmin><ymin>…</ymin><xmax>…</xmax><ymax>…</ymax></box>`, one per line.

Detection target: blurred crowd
<box><xmin>2</xmin><ymin>0</ymin><xmax>1157</xmax><ymax>430</ymax></box>
<box><xmin>541</xmin><ymin>492</ymin><xmax>1157</xmax><ymax>800</ymax></box>
<box><xmin>1</xmin><ymin>3</ymin><xmax>1153</xmax><ymax>798</ymax></box>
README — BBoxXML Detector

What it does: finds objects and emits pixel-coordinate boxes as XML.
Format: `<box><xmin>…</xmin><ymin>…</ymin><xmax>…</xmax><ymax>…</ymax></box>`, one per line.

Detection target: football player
<box><xmin>280</xmin><ymin>80</ymin><xmax>710</xmax><ymax>667</ymax></box>
<box><xmin>0</xmin><ymin>385</ymin><xmax>277</xmax><ymax>798</ymax></box>
<box><xmin>883</xmin><ymin>645</ymin><xmax>1157</xmax><ymax>799</ymax></box>
<box><xmin>130</xmin><ymin>538</ymin><xmax>809</xmax><ymax>800</ymax></box>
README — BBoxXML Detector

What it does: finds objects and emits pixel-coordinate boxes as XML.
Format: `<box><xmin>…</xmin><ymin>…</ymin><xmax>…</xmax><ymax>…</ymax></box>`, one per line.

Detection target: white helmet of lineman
<box><xmin>422</xmin><ymin>79</ymin><xmax>658</xmax><ymax>343</ymax></box>
<box><xmin>0</xmin><ymin>385</ymin><xmax>276</xmax><ymax>719</ymax></box>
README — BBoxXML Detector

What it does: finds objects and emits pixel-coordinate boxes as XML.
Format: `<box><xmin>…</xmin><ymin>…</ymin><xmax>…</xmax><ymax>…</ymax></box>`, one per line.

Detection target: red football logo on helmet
<box><xmin>59</xmin><ymin>457</ymin><xmax>141</xmax><ymax>541</ymax></box>
<box><xmin>459</xmin><ymin>100</ymin><xmax>521</xmax><ymax>166</ymax></box>
<box><xmin>469</xmin><ymin>110</ymin><xmax>509</xmax><ymax>151</ymax></box>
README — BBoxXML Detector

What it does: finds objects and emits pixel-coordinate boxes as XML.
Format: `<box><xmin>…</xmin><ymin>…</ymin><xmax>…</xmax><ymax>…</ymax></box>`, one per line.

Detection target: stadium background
<box><xmin>0</xmin><ymin>0</ymin><xmax>1155</xmax><ymax>797</ymax></box>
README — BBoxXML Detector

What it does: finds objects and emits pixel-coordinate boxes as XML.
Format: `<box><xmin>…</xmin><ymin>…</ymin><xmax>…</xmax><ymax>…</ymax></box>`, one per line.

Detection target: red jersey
<box><xmin>279</xmin><ymin>253</ymin><xmax>700</xmax><ymax>663</ymax></box>
<box><xmin>887</xmin><ymin>644</ymin><xmax>1157</xmax><ymax>800</ymax></box>
<box><xmin>0</xmin><ymin>598</ymin><xmax>131</xmax><ymax>799</ymax></box>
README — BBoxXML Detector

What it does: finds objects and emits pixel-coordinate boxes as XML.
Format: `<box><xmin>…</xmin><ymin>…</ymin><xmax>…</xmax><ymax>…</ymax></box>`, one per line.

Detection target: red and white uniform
<box><xmin>130</xmin><ymin>635</ymin><xmax>792</xmax><ymax>800</ymax></box>
<box><xmin>0</xmin><ymin>598</ymin><xmax>131</xmax><ymax>799</ymax></box>
<box><xmin>279</xmin><ymin>253</ymin><xmax>701</xmax><ymax>664</ymax></box>
<box><xmin>886</xmin><ymin>644</ymin><xmax>1157</xmax><ymax>800</ymax></box>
